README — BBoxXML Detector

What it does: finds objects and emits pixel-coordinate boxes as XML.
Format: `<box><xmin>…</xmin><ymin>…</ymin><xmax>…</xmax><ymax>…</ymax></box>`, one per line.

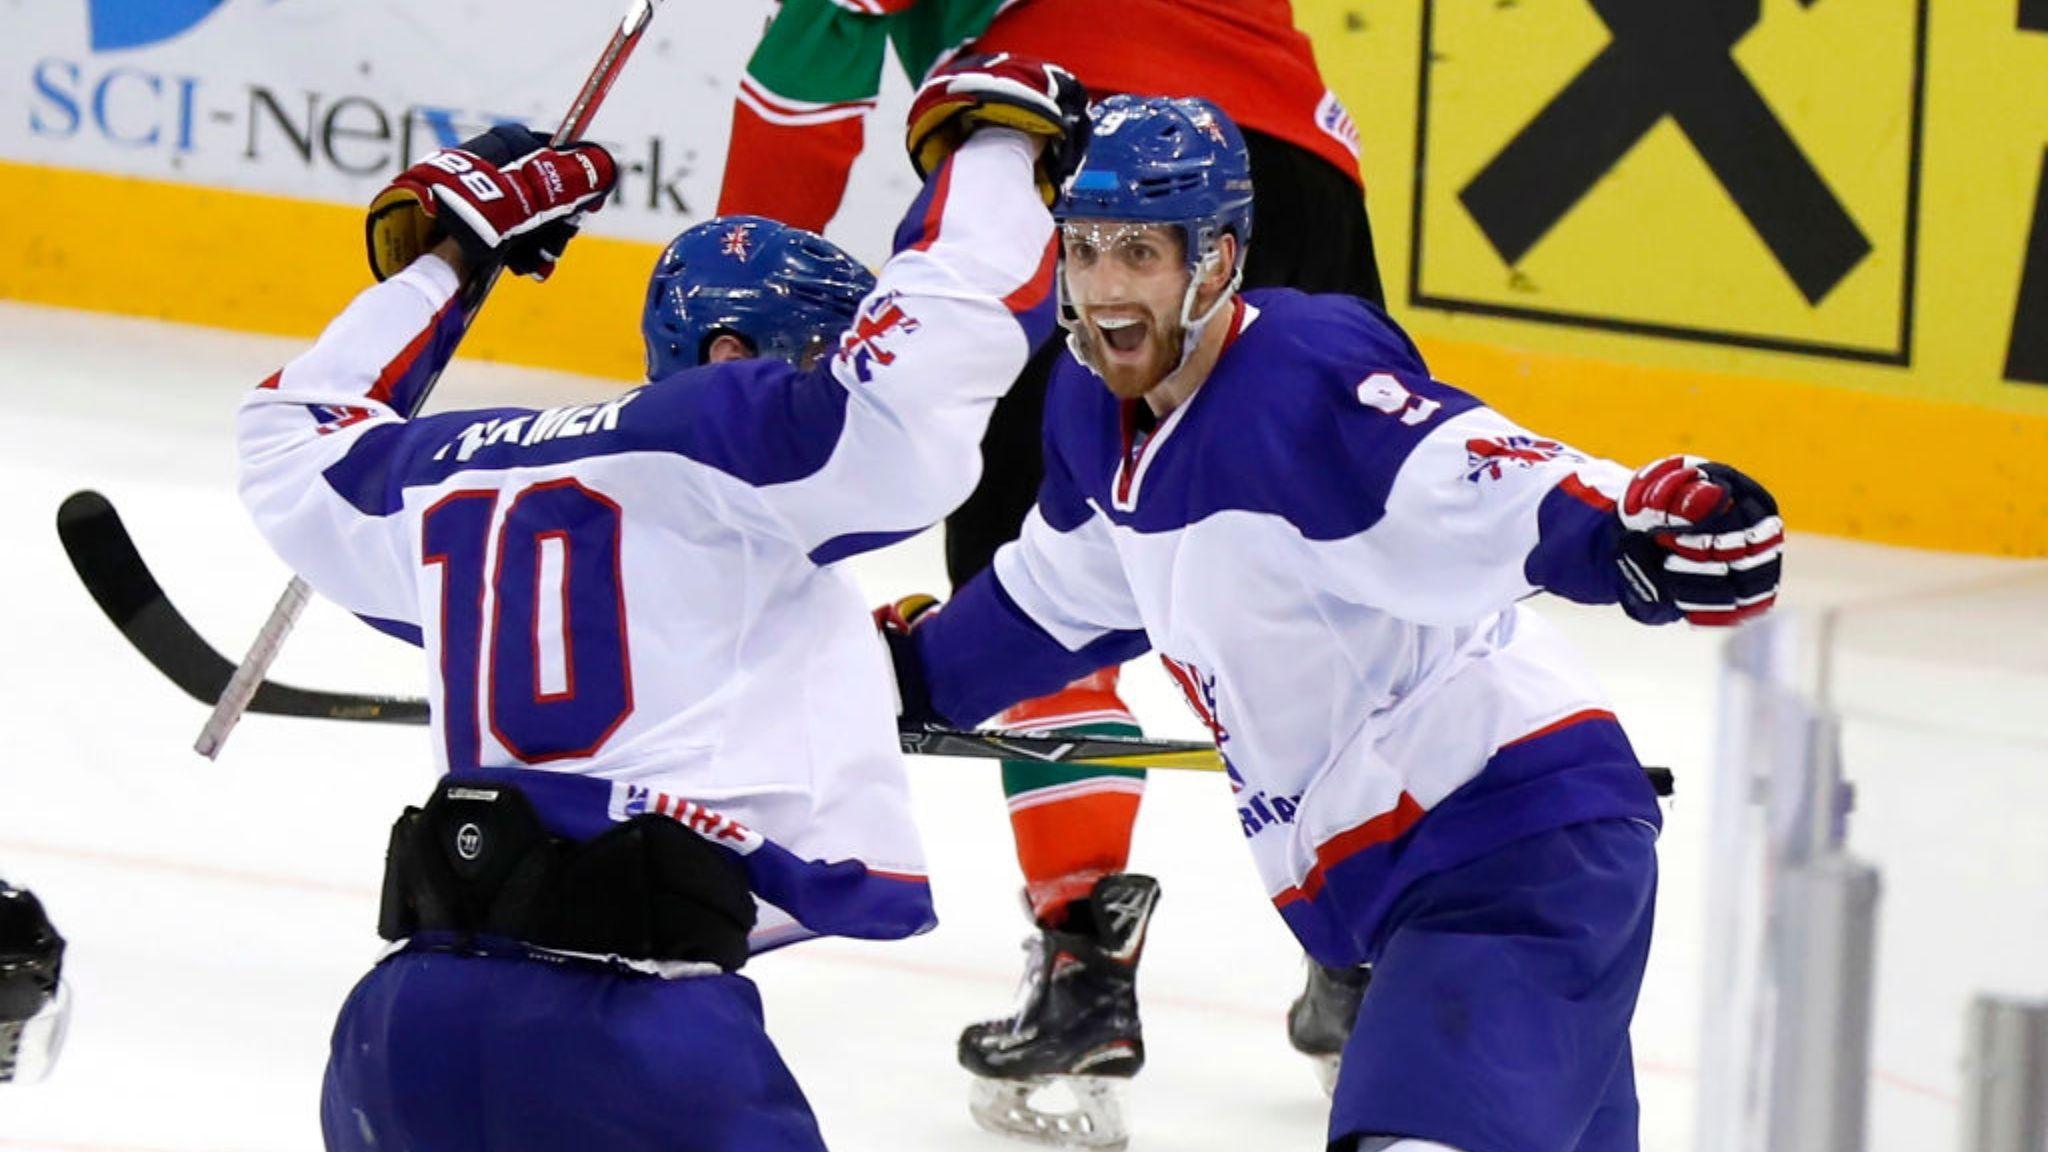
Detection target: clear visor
<box><xmin>1058</xmin><ymin>221</ymin><xmax>1181</xmax><ymax>262</ymax></box>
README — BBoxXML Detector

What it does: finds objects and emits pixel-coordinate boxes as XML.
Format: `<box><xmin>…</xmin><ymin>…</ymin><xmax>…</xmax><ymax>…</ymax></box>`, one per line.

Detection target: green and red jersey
<box><xmin>720</xmin><ymin>0</ymin><xmax>1362</xmax><ymax>232</ymax></box>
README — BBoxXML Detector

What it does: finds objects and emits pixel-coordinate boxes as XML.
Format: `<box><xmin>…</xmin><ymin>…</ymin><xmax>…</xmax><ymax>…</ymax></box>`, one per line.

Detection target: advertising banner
<box><xmin>5</xmin><ymin>0</ymin><xmax>2046</xmax><ymax>552</ymax></box>
<box><xmin>0</xmin><ymin>0</ymin><xmax>915</xmax><ymax>253</ymax></box>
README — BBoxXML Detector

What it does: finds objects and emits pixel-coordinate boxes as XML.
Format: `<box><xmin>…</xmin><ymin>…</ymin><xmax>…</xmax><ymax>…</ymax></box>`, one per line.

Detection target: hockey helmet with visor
<box><xmin>1055</xmin><ymin>95</ymin><xmax>1254</xmax><ymax>337</ymax></box>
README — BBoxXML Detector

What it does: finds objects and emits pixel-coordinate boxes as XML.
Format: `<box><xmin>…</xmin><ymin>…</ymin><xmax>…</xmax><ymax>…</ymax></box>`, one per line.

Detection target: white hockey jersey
<box><xmin>237</xmin><ymin>133</ymin><xmax>1057</xmax><ymax>951</ymax></box>
<box><xmin>913</xmin><ymin>291</ymin><xmax>1665</xmax><ymax>967</ymax></box>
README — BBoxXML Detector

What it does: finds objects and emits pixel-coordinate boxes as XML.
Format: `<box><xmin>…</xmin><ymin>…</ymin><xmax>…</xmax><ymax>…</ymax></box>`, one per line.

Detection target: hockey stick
<box><xmin>194</xmin><ymin>0</ymin><xmax>666</xmax><ymax>761</ymax></box>
<box><xmin>59</xmin><ymin>492</ymin><xmax>430</xmax><ymax>724</ymax></box>
<box><xmin>60</xmin><ymin>491</ymin><xmax>1678</xmax><ymax>791</ymax></box>
<box><xmin>59</xmin><ymin>491</ymin><xmax>1225</xmax><ymax>773</ymax></box>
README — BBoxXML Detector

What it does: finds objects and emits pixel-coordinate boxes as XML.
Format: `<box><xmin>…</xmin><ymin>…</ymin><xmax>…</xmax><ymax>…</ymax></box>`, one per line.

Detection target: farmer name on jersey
<box><xmin>436</xmin><ymin>393</ymin><xmax>641</xmax><ymax>464</ymax></box>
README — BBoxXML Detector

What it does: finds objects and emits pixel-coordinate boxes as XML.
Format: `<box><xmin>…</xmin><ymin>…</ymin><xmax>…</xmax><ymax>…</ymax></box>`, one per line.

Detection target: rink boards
<box><xmin>3</xmin><ymin>0</ymin><xmax>2047</xmax><ymax>554</ymax></box>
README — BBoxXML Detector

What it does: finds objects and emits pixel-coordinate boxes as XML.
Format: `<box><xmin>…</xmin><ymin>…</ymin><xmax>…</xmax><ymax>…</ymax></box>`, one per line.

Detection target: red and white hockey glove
<box><xmin>1616</xmin><ymin>455</ymin><xmax>1784</xmax><ymax>627</ymax></box>
<box><xmin>365</xmin><ymin>125</ymin><xmax>617</xmax><ymax>283</ymax></box>
<box><xmin>905</xmin><ymin>53</ymin><xmax>1089</xmax><ymax>206</ymax></box>
<box><xmin>874</xmin><ymin>594</ymin><xmax>944</xmax><ymax>725</ymax></box>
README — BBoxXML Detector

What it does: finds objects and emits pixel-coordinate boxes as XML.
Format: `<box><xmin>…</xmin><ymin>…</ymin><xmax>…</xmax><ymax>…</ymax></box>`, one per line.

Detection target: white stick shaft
<box><xmin>193</xmin><ymin>576</ymin><xmax>311</xmax><ymax>758</ymax></box>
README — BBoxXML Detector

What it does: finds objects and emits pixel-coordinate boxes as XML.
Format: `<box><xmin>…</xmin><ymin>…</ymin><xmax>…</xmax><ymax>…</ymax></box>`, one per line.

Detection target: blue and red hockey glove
<box><xmin>905</xmin><ymin>53</ymin><xmax>1089</xmax><ymax>206</ymax></box>
<box><xmin>1616</xmin><ymin>455</ymin><xmax>1783</xmax><ymax>627</ymax></box>
<box><xmin>366</xmin><ymin>124</ymin><xmax>617</xmax><ymax>283</ymax></box>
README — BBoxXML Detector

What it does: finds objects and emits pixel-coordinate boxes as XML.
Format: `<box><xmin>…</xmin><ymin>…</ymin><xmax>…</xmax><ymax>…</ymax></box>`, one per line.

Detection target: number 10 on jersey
<box><xmin>422</xmin><ymin>479</ymin><xmax>634</xmax><ymax>768</ymax></box>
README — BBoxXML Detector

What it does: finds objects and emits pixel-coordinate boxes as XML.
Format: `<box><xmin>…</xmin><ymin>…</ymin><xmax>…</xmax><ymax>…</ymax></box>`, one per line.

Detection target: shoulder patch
<box><xmin>1463</xmin><ymin>434</ymin><xmax>1581</xmax><ymax>483</ymax></box>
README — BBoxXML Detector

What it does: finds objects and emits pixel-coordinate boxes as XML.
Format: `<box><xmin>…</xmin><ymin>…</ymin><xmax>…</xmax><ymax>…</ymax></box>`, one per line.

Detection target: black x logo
<box><xmin>2007</xmin><ymin>0</ymin><xmax>2048</xmax><ymax>383</ymax></box>
<box><xmin>1459</xmin><ymin>0</ymin><xmax>1871</xmax><ymax>305</ymax></box>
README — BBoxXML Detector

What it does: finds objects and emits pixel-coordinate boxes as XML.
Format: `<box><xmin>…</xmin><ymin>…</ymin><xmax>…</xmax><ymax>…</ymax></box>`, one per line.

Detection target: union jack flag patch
<box><xmin>719</xmin><ymin>222</ymin><xmax>756</xmax><ymax>260</ymax></box>
<box><xmin>836</xmin><ymin>291</ymin><xmax>922</xmax><ymax>383</ymax></box>
<box><xmin>1464</xmin><ymin>435</ymin><xmax>1578</xmax><ymax>483</ymax></box>
<box><xmin>312</xmin><ymin>404</ymin><xmax>376</xmax><ymax>435</ymax></box>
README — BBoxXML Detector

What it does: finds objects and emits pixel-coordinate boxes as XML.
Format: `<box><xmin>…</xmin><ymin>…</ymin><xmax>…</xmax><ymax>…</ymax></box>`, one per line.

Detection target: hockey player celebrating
<box><xmin>722</xmin><ymin>4</ymin><xmax>1388</xmax><ymax>1106</ymax></box>
<box><xmin>234</xmin><ymin>56</ymin><xmax>1086</xmax><ymax>1151</ymax></box>
<box><xmin>0</xmin><ymin>881</ymin><xmax>67</xmax><ymax>1085</ymax></box>
<box><xmin>878</xmin><ymin>95</ymin><xmax>1784</xmax><ymax>1152</ymax></box>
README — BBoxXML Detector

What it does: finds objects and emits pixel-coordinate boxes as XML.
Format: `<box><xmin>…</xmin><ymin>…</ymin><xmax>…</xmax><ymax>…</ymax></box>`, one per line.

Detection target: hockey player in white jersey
<box><xmin>235</xmin><ymin>55</ymin><xmax>1088</xmax><ymax>1152</ymax></box>
<box><xmin>878</xmin><ymin>95</ymin><xmax>1785</xmax><ymax>1152</ymax></box>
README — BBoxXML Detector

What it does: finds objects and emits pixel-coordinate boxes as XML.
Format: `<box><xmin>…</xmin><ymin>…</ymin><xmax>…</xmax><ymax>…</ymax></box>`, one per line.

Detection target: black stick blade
<box><xmin>59</xmin><ymin>489</ymin><xmax>234</xmax><ymax>705</ymax></box>
<box><xmin>55</xmin><ymin>491</ymin><xmax>429</xmax><ymax>726</ymax></box>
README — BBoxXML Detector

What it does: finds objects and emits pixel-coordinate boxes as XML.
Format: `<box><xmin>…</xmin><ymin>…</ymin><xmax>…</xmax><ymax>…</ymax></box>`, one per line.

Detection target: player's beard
<box><xmin>1075</xmin><ymin>304</ymin><xmax>1185</xmax><ymax>402</ymax></box>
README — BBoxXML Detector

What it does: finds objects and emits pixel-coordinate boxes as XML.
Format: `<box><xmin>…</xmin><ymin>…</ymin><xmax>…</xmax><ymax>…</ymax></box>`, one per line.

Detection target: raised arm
<box><xmin>235</xmin><ymin>250</ymin><xmax>466</xmax><ymax>632</ymax></box>
<box><xmin>237</xmin><ymin>127</ymin><xmax>616</xmax><ymax>633</ymax></box>
<box><xmin>663</xmin><ymin>56</ymin><xmax>1091</xmax><ymax>564</ymax></box>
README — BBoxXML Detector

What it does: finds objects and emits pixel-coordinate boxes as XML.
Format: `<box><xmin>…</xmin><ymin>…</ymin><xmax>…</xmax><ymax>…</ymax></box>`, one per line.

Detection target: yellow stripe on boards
<box><xmin>1422</xmin><ymin>338</ymin><xmax>2048</xmax><ymax>558</ymax></box>
<box><xmin>0</xmin><ymin>159</ymin><xmax>650</xmax><ymax>382</ymax></box>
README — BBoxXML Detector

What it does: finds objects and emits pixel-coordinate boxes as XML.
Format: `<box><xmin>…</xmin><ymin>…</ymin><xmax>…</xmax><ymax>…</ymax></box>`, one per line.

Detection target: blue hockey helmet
<box><xmin>1056</xmin><ymin>95</ymin><xmax>1255</xmax><ymax>286</ymax></box>
<box><xmin>641</xmin><ymin>215</ymin><xmax>876</xmax><ymax>379</ymax></box>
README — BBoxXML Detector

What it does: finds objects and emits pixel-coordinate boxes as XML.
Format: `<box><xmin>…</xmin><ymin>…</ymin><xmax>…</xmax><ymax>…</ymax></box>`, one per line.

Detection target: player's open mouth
<box><xmin>1094</xmin><ymin>314</ymin><xmax>1149</xmax><ymax>357</ymax></box>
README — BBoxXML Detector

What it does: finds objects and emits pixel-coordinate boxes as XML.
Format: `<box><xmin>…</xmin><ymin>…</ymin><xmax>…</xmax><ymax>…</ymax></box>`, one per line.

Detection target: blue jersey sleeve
<box><xmin>1236</xmin><ymin>294</ymin><xmax>1635</xmax><ymax>624</ymax></box>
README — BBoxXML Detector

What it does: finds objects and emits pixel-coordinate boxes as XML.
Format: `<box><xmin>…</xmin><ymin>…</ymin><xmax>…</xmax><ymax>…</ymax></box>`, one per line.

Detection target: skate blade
<box><xmin>968</xmin><ymin>1075</ymin><xmax>1130</xmax><ymax>1150</ymax></box>
<box><xmin>1312</xmin><ymin>1054</ymin><xmax>1339</xmax><ymax>1098</ymax></box>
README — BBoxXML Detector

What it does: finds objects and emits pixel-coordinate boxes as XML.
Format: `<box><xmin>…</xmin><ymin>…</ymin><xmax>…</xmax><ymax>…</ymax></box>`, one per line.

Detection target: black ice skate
<box><xmin>960</xmin><ymin>873</ymin><xmax>1159</xmax><ymax>1150</ymax></box>
<box><xmin>1285</xmin><ymin>959</ymin><xmax>1372</xmax><ymax>1095</ymax></box>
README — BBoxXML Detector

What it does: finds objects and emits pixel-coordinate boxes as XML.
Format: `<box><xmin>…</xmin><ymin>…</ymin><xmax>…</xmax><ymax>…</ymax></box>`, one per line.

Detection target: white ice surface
<box><xmin>0</xmin><ymin>301</ymin><xmax>2042</xmax><ymax>1151</ymax></box>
